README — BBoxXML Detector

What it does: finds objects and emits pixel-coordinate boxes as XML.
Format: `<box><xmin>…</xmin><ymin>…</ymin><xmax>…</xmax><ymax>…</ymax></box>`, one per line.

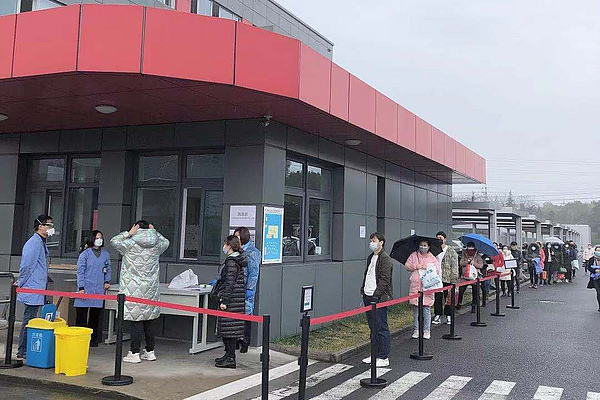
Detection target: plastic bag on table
<box><xmin>419</xmin><ymin>263</ymin><xmax>443</xmax><ymax>290</ymax></box>
<box><xmin>168</xmin><ymin>269</ymin><xmax>199</xmax><ymax>289</ymax></box>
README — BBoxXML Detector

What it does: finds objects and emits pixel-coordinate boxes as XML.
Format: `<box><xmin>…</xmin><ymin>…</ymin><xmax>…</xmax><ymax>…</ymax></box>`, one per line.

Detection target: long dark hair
<box><xmin>81</xmin><ymin>230</ymin><xmax>104</xmax><ymax>253</ymax></box>
<box><xmin>224</xmin><ymin>235</ymin><xmax>242</xmax><ymax>252</ymax></box>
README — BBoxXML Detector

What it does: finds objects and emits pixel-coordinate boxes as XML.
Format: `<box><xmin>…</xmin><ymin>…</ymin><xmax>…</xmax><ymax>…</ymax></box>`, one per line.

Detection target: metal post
<box><xmin>297</xmin><ymin>313</ymin><xmax>310</xmax><ymax>400</ymax></box>
<box><xmin>0</xmin><ymin>284</ymin><xmax>23</xmax><ymax>369</ymax></box>
<box><xmin>442</xmin><ymin>284</ymin><xmax>462</xmax><ymax>340</ymax></box>
<box><xmin>410</xmin><ymin>292</ymin><xmax>433</xmax><ymax>360</ymax></box>
<box><xmin>470</xmin><ymin>279</ymin><xmax>487</xmax><ymax>327</ymax></box>
<box><xmin>102</xmin><ymin>294</ymin><xmax>133</xmax><ymax>386</ymax></box>
<box><xmin>360</xmin><ymin>302</ymin><xmax>387</xmax><ymax>388</ymax></box>
<box><xmin>506</xmin><ymin>269</ymin><xmax>520</xmax><ymax>309</ymax></box>
<box><xmin>491</xmin><ymin>275</ymin><xmax>506</xmax><ymax>317</ymax></box>
<box><xmin>261</xmin><ymin>314</ymin><xmax>270</xmax><ymax>400</ymax></box>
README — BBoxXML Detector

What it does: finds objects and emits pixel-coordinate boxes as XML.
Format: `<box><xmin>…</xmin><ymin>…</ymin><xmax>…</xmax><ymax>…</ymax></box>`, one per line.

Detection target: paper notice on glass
<box><xmin>229</xmin><ymin>205</ymin><xmax>256</xmax><ymax>228</ymax></box>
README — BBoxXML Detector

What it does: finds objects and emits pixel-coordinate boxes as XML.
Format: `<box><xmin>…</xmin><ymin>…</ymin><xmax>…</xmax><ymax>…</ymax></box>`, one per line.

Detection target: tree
<box><xmin>505</xmin><ymin>191</ymin><xmax>515</xmax><ymax>208</ymax></box>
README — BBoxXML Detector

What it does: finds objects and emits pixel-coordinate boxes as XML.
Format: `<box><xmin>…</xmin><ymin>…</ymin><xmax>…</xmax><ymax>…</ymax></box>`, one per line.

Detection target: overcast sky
<box><xmin>276</xmin><ymin>0</ymin><xmax>600</xmax><ymax>203</ymax></box>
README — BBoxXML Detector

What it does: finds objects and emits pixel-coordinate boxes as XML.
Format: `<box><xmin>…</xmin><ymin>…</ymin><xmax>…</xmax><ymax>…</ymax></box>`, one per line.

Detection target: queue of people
<box><xmin>523</xmin><ymin>240</ymin><xmax>580</xmax><ymax>288</ymax></box>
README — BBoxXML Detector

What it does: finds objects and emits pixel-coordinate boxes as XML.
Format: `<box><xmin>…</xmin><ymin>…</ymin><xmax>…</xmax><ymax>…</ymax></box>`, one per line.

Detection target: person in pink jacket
<box><xmin>405</xmin><ymin>239</ymin><xmax>441</xmax><ymax>339</ymax></box>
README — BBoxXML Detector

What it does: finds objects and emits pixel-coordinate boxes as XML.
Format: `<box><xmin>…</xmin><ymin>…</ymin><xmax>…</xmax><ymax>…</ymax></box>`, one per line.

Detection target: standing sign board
<box><xmin>262</xmin><ymin>207</ymin><xmax>284</xmax><ymax>264</ymax></box>
<box><xmin>301</xmin><ymin>286</ymin><xmax>314</xmax><ymax>313</ymax></box>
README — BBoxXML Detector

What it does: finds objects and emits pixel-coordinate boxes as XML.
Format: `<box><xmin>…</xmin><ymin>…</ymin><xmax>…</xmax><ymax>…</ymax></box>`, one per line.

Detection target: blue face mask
<box><xmin>595</xmin><ymin>251</ymin><xmax>600</xmax><ymax>258</ymax></box>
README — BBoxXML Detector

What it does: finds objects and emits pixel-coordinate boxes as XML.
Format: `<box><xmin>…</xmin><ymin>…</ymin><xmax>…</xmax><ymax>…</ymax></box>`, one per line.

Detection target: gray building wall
<box><xmin>0</xmin><ymin>119</ymin><xmax>452</xmax><ymax>343</ymax></box>
<box><xmin>1</xmin><ymin>0</ymin><xmax>333</xmax><ymax>59</ymax></box>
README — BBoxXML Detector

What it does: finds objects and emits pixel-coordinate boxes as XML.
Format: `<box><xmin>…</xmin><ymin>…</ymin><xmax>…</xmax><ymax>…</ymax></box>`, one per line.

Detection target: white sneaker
<box><xmin>123</xmin><ymin>351</ymin><xmax>141</xmax><ymax>364</ymax></box>
<box><xmin>424</xmin><ymin>331</ymin><xmax>431</xmax><ymax>340</ymax></box>
<box><xmin>446</xmin><ymin>316</ymin><xmax>452</xmax><ymax>325</ymax></box>
<box><xmin>375</xmin><ymin>358</ymin><xmax>390</xmax><ymax>367</ymax></box>
<box><xmin>141</xmin><ymin>349</ymin><xmax>156</xmax><ymax>361</ymax></box>
<box><xmin>411</xmin><ymin>330</ymin><xmax>419</xmax><ymax>339</ymax></box>
<box><xmin>432</xmin><ymin>315</ymin><xmax>442</xmax><ymax>325</ymax></box>
<box><xmin>362</xmin><ymin>356</ymin><xmax>372</xmax><ymax>364</ymax></box>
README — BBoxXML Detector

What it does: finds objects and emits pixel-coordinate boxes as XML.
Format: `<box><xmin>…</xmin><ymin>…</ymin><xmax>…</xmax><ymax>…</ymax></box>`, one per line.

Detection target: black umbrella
<box><xmin>389</xmin><ymin>235</ymin><xmax>443</xmax><ymax>265</ymax></box>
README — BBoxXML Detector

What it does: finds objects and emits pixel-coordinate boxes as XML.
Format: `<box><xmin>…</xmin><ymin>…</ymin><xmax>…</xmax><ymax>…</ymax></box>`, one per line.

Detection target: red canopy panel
<box><xmin>0</xmin><ymin>4</ymin><xmax>485</xmax><ymax>184</ymax></box>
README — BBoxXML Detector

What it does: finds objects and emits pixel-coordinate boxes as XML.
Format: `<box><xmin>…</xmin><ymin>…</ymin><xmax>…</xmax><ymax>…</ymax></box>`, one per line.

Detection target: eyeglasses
<box><xmin>42</xmin><ymin>223</ymin><xmax>54</xmax><ymax>227</ymax></box>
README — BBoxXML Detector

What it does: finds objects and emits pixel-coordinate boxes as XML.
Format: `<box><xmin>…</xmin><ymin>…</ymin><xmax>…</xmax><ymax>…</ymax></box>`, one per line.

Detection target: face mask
<box><xmin>46</xmin><ymin>228</ymin><xmax>55</xmax><ymax>237</ymax></box>
<box><xmin>531</xmin><ymin>246</ymin><xmax>536</xmax><ymax>251</ymax></box>
<box><xmin>94</xmin><ymin>238</ymin><xmax>103</xmax><ymax>247</ymax></box>
<box><xmin>369</xmin><ymin>242</ymin><xmax>379</xmax><ymax>252</ymax></box>
<box><xmin>595</xmin><ymin>251</ymin><xmax>600</xmax><ymax>258</ymax></box>
<box><xmin>223</xmin><ymin>245</ymin><xmax>229</xmax><ymax>255</ymax></box>
<box><xmin>419</xmin><ymin>246</ymin><xmax>429</xmax><ymax>254</ymax></box>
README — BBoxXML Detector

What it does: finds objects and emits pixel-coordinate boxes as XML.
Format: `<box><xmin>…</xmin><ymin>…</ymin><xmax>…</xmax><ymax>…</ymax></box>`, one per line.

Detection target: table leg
<box><xmin>201</xmin><ymin>294</ymin><xmax>209</xmax><ymax>346</ymax></box>
<box><xmin>105</xmin><ymin>309</ymin><xmax>116</xmax><ymax>344</ymax></box>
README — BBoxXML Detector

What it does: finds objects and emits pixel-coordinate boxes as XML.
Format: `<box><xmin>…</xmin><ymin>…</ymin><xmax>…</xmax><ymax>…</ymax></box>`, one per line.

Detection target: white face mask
<box><xmin>419</xmin><ymin>246</ymin><xmax>429</xmax><ymax>254</ymax></box>
<box><xmin>46</xmin><ymin>227</ymin><xmax>55</xmax><ymax>237</ymax></box>
<box><xmin>369</xmin><ymin>242</ymin><xmax>379</xmax><ymax>252</ymax></box>
<box><xmin>222</xmin><ymin>245</ymin><xmax>229</xmax><ymax>255</ymax></box>
<box><xmin>94</xmin><ymin>238</ymin><xmax>103</xmax><ymax>247</ymax></box>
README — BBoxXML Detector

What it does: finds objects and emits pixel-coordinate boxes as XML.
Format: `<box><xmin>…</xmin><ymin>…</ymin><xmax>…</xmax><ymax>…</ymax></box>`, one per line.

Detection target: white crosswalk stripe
<box><xmin>250</xmin><ymin>363</ymin><xmax>353</xmax><ymax>400</ymax></box>
<box><xmin>422</xmin><ymin>375</ymin><xmax>472</xmax><ymax>400</ymax></box>
<box><xmin>478</xmin><ymin>380</ymin><xmax>516</xmax><ymax>400</ymax></box>
<box><xmin>310</xmin><ymin>368</ymin><xmax>391</xmax><ymax>400</ymax></box>
<box><xmin>533</xmin><ymin>386</ymin><xmax>564</xmax><ymax>400</ymax></box>
<box><xmin>587</xmin><ymin>392</ymin><xmax>600</xmax><ymax>400</ymax></box>
<box><xmin>368</xmin><ymin>371</ymin><xmax>430</xmax><ymax>400</ymax></box>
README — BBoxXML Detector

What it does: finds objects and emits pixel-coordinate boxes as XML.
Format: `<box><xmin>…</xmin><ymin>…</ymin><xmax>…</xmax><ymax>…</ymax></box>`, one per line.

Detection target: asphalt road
<box><xmin>300</xmin><ymin>273</ymin><xmax>600</xmax><ymax>400</ymax></box>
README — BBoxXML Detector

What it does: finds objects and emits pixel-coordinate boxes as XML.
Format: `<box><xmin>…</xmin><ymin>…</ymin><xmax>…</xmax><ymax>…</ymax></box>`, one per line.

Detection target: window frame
<box><xmin>284</xmin><ymin>155</ymin><xmax>333</xmax><ymax>263</ymax></box>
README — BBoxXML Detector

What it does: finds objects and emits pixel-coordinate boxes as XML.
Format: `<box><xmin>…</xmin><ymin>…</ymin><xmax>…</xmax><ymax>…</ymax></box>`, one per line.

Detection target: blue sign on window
<box><xmin>262</xmin><ymin>207</ymin><xmax>284</xmax><ymax>264</ymax></box>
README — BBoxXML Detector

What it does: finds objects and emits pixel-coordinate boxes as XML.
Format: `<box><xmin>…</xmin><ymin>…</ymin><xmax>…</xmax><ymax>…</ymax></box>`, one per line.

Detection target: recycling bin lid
<box><xmin>26</xmin><ymin>317</ymin><xmax>67</xmax><ymax>329</ymax></box>
<box><xmin>54</xmin><ymin>326</ymin><xmax>93</xmax><ymax>336</ymax></box>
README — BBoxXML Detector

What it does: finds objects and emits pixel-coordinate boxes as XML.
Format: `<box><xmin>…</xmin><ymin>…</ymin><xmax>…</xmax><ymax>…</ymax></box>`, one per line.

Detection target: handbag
<box><xmin>419</xmin><ymin>264</ymin><xmax>442</xmax><ymax>290</ymax></box>
<box><xmin>571</xmin><ymin>260</ymin><xmax>580</xmax><ymax>270</ymax></box>
<box><xmin>463</xmin><ymin>264</ymin><xmax>478</xmax><ymax>280</ymax></box>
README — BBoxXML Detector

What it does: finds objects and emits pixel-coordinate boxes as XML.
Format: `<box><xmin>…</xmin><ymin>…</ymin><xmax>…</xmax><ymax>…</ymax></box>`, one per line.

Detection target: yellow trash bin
<box><xmin>54</xmin><ymin>326</ymin><xmax>93</xmax><ymax>377</ymax></box>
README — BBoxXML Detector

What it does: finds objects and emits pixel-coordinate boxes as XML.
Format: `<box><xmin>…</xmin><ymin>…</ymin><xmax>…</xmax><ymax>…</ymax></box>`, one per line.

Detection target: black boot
<box><xmin>215</xmin><ymin>356</ymin><xmax>236</xmax><ymax>369</ymax></box>
<box><xmin>471</xmin><ymin>304</ymin><xmax>476</xmax><ymax>313</ymax></box>
<box><xmin>240</xmin><ymin>341</ymin><xmax>249</xmax><ymax>354</ymax></box>
<box><xmin>215</xmin><ymin>353</ymin><xmax>228</xmax><ymax>363</ymax></box>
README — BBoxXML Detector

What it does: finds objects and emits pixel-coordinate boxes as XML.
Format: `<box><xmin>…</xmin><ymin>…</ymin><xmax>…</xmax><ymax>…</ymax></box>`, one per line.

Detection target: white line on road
<box><xmin>368</xmin><ymin>371</ymin><xmax>430</xmax><ymax>400</ymax></box>
<box><xmin>587</xmin><ymin>392</ymin><xmax>600</xmax><ymax>400</ymax></box>
<box><xmin>310</xmin><ymin>368</ymin><xmax>391</xmax><ymax>400</ymax></box>
<box><xmin>250</xmin><ymin>363</ymin><xmax>353</xmax><ymax>400</ymax></box>
<box><xmin>533</xmin><ymin>386</ymin><xmax>564</xmax><ymax>400</ymax></box>
<box><xmin>184</xmin><ymin>360</ymin><xmax>317</xmax><ymax>400</ymax></box>
<box><xmin>478</xmin><ymin>380</ymin><xmax>516</xmax><ymax>400</ymax></box>
<box><xmin>422</xmin><ymin>375</ymin><xmax>472</xmax><ymax>400</ymax></box>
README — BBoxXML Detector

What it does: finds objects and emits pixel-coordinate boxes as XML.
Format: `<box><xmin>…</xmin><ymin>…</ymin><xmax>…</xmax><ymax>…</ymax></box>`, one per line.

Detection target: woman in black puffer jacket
<box><xmin>215</xmin><ymin>235</ymin><xmax>248</xmax><ymax>368</ymax></box>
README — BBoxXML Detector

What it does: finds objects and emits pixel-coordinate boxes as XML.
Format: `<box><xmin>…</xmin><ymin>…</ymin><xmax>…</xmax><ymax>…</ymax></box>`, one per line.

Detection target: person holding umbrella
<box><xmin>457</xmin><ymin>242</ymin><xmax>485</xmax><ymax>312</ymax></box>
<box><xmin>405</xmin><ymin>239</ymin><xmax>441</xmax><ymax>340</ymax></box>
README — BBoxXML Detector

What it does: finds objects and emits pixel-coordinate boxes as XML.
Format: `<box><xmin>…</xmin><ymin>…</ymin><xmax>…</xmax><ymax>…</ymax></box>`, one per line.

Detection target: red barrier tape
<box><xmin>423</xmin><ymin>285</ymin><xmax>454</xmax><ymax>296</ymax></box>
<box><xmin>376</xmin><ymin>293</ymin><xmax>420</xmax><ymax>308</ymax></box>
<box><xmin>500</xmin><ymin>272</ymin><xmax>512</xmax><ymax>278</ymax></box>
<box><xmin>480</xmin><ymin>274</ymin><xmax>497</xmax><ymax>283</ymax></box>
<box><xmin>16</xmin><ymin>287</ymin><xmax>263</xmax><ymax>323</ymax></box>
<box><xmin>311</xmin><ymin>305</ymin><xmax>373</xmax><ymax>325</ymax></box>
<box><xmin>456</xmin><ymin>280</ymin><xmax>477</xmax><ymax>288</ymax></box>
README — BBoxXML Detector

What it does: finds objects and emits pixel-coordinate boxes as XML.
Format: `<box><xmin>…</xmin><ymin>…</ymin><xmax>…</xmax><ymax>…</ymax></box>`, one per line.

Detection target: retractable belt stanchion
<box><xmin>102</xmin><ymin>294</ymin><xmax>133</xmax><ymax>386</ymax></box>
<box><xmin>506</xmin><ymin>269</ymin><xmax>520</xmax><ymax>310</ymax></box>
<box><xmin>0</xmin><ymin>284</ymin><xmax>23</xmax><ymax>369</ymax></box>
<box><xmin>470</xmin><ymin>279</ymin><xmax>487</xmax><ymax>327</ymax></box>
<box><xmin>410</xmin><ymin>291</ymin><xmax>433</xmax><ymax>360</ymax></box>
<box><xmin>360</xmin><ymin>302</ymin><xmax>387</xmax><ymax>388</ymax></box>
<box><xmin>442</xmin><ymin>284</ymin><xmax>462</xmax><ymax>341</ymax></box>
<box><xmin>297</xmin><ymin>313</ymin><xmax>311</xmax><ymax>400</ymax></box>
<box><xmin>491</xmin><ymin>274</ymin><xmax>506</xmax><ymax>317</ymax></box>
<box><xmin>260</xmin><ymin>314</ymin><xmax>270</xmax><ymax>400</ymax></box>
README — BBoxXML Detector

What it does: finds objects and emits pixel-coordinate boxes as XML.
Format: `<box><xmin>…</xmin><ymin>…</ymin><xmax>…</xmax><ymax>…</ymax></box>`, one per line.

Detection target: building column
<box><xmin>515</xmin><ymin>216</ymin><xmax>523</xmax><ymax>248</ymax></box>
<box><xmin>488</xmin><ymin>210</ymin><xmax>498</xmax><ymax>242</ymax></box>
<box><xmin>535</xmin><ymin>221</ymin><xmax>542</xmax><ymax>243</ymax></box>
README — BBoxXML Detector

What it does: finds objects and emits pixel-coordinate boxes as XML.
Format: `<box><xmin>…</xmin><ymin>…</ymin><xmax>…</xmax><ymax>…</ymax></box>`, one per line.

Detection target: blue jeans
<box><xmin>363</xmin><ymin>295</ymin><xmax>390</xmax><ymax>359</ymax></box>
<box><xmin>17</xmin><ymin>305</ymin><xmax>40</xmax><ymax>357</ymax></box>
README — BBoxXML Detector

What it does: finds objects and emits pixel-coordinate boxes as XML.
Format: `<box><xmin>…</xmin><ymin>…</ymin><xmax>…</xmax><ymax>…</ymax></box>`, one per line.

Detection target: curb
<box><xmin>273</xmin><ymin>276</ymin><xmax>529</xmax><ymax>363</ymax></box>
<box><xmin>0</xmin><ymin>373</ymin><xmax>143</xmax><ymax>400</ymax></box>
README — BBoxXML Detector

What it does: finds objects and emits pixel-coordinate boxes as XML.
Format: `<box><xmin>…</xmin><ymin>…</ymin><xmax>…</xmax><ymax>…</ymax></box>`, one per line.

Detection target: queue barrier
<box><xmin>4</xmin><ymin>286</ymin><xmax>271</xmax><ymax>399</ymax></box>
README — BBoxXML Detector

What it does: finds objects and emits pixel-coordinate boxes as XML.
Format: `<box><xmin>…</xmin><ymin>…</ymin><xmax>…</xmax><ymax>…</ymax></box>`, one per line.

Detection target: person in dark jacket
<box><xmin>360</xmin><ymin>232</ymin><xmax>393</xmax><ymax>367</ymax></box>
<box><xmin>214</xmin><ymin>235</ymin><xmax>248</xmax><ymax>369</ymax></box>
<box><xmin>509</xmin><ymin>241</ymin><xmax>523</xmax><ymax>293</ymax></box>
<box><xmin>544</xmin><ymin>243</ymin><xmax>557</xmax><ymax>285</ymax></box>
<box><xmin>586</xmin><ymin>246</ymin><xmax>600</xmax><ymax>312</ymax></box>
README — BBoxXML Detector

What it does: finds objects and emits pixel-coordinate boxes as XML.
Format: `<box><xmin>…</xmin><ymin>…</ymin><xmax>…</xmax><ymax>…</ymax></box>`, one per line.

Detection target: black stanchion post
<box><xmin>470</xmin><ymin>279</ymin><xmax>487</xmax><ymax>327</ymax></box>
<box><xmin>360</xmin><ymin>302</ymin><xmax>387</xmax><ymax>388</ymax></box>
<box><xmin>410</xmin><ymin>292</ymin><xmax>433</xmax><ymax>360</ymax></box>
<box><xmin>0</xmin><ymin>284</ymin><xmax>23</xmax><ymax>369</ymax></box>
<box><xmin>261</xmin><ymin>314</ymin><xmax>270</xmax><ymax>400</ymax></box>
<box><xmin>442</xmin><ymin>284</ymin><xmax>462</xmax><ymax>341</ymax></box>
<box><xmin>297</xmin><ymin>313</ymin><xmax>310</xmax><ymax>400</ymax></box>
<box><xmin>102</xmin><ymin>294</ymin><xmax>133</xmax><ymax>386</ymax></box>
<box><xmin>506</xmin><ymin>269</ymin><xmax>520</xmax><ymax>310</ymax></box>
<box><xmin>491</xmin><ymin>275</ymin><xmax>506</xmax><ymax>317</ymax></box>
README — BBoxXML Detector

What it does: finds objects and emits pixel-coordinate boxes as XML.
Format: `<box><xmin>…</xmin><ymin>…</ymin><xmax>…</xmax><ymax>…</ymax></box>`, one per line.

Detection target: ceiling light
<box><xmin>345</xmin><ymin>139</ymin><xmax>361</xmax><ymax>146</ymax></box>
<box><xmin>95</xmin><ymin>105</ymin><xmax>117</xmax><ymax>114</ymax></box>
<box><xmin>0</xmin><ymin>114</ymin><xmax>7</xmax><ymax>122</ymax></box>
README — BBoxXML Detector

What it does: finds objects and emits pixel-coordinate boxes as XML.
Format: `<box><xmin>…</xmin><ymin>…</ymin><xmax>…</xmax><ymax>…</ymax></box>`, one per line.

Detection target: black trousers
<box><xmin>75</xmin><ymin>307</ymin><xmax>102</xmax><ymax>345</ymax></box>
<box><xmin>130</xmin><ymin>318</ymin><xmax>158</xmax><ymax>354</ymax></box>
<box><xmin>458</xmin><ymin>283</ymin><xmax>477</xmax><ymax>307</ymax></box>
<box><xmin>223</xmin><ymin>337</ymin><xmax>237</xmax><ymax>359</ymax></box>
<box><xmin>593</xmin><ymin>279</ymin><xmax>600</xmax><ymax>309</ymax></box>
<box><xmin>434</xmin><ymin>282</ymin><xmax>452</xmax><ymax>316</ymax></box>
<box><xmin>500</xmin><ymin>280</ymin><xmax>510</xmax><ymax>294</ymax></box>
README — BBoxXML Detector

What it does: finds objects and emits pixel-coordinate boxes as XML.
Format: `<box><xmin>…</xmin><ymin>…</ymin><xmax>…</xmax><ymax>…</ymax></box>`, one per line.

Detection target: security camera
<box><xmin>262</xmin><ymin>115</ymin><xmax>272</xmax><ymax>127</ymax></box>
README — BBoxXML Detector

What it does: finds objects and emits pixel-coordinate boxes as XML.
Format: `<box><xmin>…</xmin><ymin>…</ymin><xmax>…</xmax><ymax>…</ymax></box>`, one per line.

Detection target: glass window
<box><xmin>285</xmin><ymin>160</ymin><xmax>303</xmax><ymax>188</ymax></box>
<box><xmin>193</xmin><ymin>0</ymin><xmax>213</xmax><ymax>15</ymax></box>
<box><xmin>218</xmin><ymin>6</ymin><xmax>241</xmax><ymax>21</ymax></box>
<box><xmin>307</xmin><ymin>166</ymin><xmax>331</xmax><ymax>192</ymax></box>
<box><xmin>32</xmin><ymin>0</ymin><xmax>63</xmax><ymax>11</ymax></box>
<box><xmin>202</xmin><ymin>191</ymin><xmax>223</xmax><ymax>256</ymax></box>
<box><xmin>186</xmin><ymin>154</ymin><xmax>224</xmax><ymax>179</ymax></box>
<box><xmin>46</xmin><ymin>190</ymin><xmax>63</xmax><ymax>257</ymax></box>
<box><xmin>30</xmin><ymin>159</ymin><xmax>65</xmax><ymax>183</ymax></box>
<box><xmin>308</xmin><ymin>199</ymin><xmax>330</xmax><ymax>256</ymax></box>
<box><xmin>70</xmin><ymin>158</ymin><xmax>101</xmax><ymax>184</ymax></box>
<box><xmin>282</xmin><ymin>195</ymin><xmax>302</xmax><ymax>256</ymax></box>
<box><xmin>138</xmin><ymin>155</ymin><xmax>178</xmax><ymax>184</ymax></box>
<box><xmin>65</xmin><ymin>188</ymin><xmax>99</xmax><ymax>253</ymax></box>
<box><xmin>182</xmin><ymin>188</ymin><xmax>202</xmax><ymax>260</ymax></box>
<box><xmin>136</xmin><ymin>188</ymin><xmax>178</xmax><ymax>258</ymax></box>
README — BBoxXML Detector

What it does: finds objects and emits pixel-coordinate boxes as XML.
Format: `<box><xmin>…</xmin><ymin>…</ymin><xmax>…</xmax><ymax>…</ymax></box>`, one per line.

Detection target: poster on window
<box><xmin>262</xmin><ymin>207</ymin><xmax>284</xmax><ymax>264</ymax></box>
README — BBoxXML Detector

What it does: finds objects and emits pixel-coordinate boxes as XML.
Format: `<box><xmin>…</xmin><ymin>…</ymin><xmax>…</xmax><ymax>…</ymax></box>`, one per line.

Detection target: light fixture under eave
<box><xmin>0</xmin><ymin>114</ymin><xmax>7</xmax><ymax>122</ymax></box>
<box><xmin>95</xmin><ymin>105</ymin><xmax>117</xmax><ymax>114</ymax></box>
<box><xmin>345</xmin><ymin>139</ymin><xmax>361</xmax><ymax>146</ymax></box>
